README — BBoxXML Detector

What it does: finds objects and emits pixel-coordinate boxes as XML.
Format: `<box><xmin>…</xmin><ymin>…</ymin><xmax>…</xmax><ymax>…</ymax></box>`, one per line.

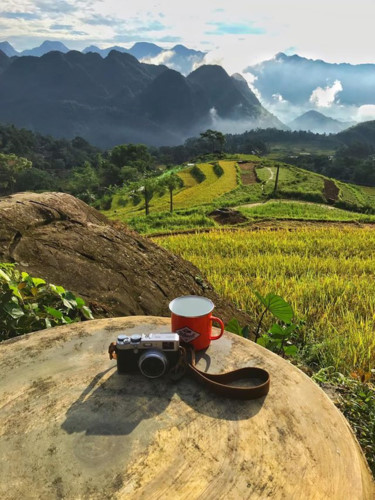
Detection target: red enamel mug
<box><xmin>169</xmin><ymin>295</ymin><xmax>224</xmax><ymax>351</ymax></box>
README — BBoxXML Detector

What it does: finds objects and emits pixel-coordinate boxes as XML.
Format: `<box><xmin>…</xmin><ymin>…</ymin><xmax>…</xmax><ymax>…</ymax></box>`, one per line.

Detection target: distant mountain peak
<box><xmin>0</xmin><ymin>41</ymin><xmax>18</xmax><ymax>57</ymax></box>
<box><xmin>289</xmin><ymin>110</ymin><xmax>354</xmax><ymax>134</ymax></box>
<box><xmin>21</xmin><ymin>40</ymin><xmax>70</xmax><ymax>57</ymax></box>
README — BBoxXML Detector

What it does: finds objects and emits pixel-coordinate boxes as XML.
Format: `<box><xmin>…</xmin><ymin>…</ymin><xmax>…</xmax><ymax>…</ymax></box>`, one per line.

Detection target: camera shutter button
<box><xmin>130</xmin><ymin>334</ymin><xmax>142</xmax><ymax>343</ymax></box>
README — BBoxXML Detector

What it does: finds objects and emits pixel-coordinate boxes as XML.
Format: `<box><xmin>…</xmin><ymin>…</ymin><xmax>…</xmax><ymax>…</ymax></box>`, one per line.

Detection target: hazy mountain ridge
<box><xmin>0</xmin><ymin>50</ymin><xmax>283</xmax><ymax>147</ymax></box>
<box><xmin>246</xmin><ymin>52</ymin><xmax>375</xmax><ymax>107</ymax></box>
<box><xmin>289</xmin><ymin>110</ymin><xmax>354</xmax><ymax>134</ymax></box>
<box><xmin>1</xmin><ymin>40</ymin><xmax>206</xmax><ymax>75</ymax></box>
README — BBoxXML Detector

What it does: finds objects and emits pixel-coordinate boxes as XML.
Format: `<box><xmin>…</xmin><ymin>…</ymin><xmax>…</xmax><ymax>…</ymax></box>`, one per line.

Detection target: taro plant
<box><xmin>226</xmin><ymin>291</ymin><xmax>299</xmax><ymax>357</ymax></box>
<box><xmin>0</xmin><ymin>263</ymin><xmax>93</xmax><ymax>341</ymax></box>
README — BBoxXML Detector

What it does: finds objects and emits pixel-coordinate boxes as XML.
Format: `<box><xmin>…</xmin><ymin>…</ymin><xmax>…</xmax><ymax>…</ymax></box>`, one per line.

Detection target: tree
<box><xmin>273</xmin><ymin>164</ymin><xmax>280</xmax><ymax>194</ymax></box>
<box><xmin>200</xmin><ymin>129</ymin><xmax>225</xmax><ymax>153</ymax></box>
<box><xmin>163</xmin><ymin>173</ymin><xmax>184</xmax><ymax>212</ymax></box>
<box><xmin>0</xmin><ymin>153</ymin><xmax>31</xmax><ymax>195</ymax></box>
<box><xmin>142</xmin><ymin>179</ymin><xmax>157</xmax><ymax>216</ymax></box>
<box><xmin>110</xmin><ymin>144</ymin><xmax>153</xmax><ymax>173</ymax></box>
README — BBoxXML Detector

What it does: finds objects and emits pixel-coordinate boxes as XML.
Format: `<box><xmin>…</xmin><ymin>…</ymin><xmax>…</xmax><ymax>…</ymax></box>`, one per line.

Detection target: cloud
<box><xmin>205</xmin><ymin>21</ymin><xmax>265</xmax><ymax>36</ymax></box>
<box><xmin>34</xmin><ymin>0</ymin><xmax>78</xmax><ymax>14</ymax></box>
<box><xmin>272</xmin><ymin>93</ymin><xmax>287</xmax><ymax>103</ymax></box>
<box><xmin>140</xmin><ymin>50</ymin><xmax>174</xmax><ymax>66</ymax></box>
<box><xmin>83</xmin><ymin>14</ymin><xmax>123</xmax><ymax>27</ymax></box>
<box><xmin>357</xmin><ymin>105</ymin><xmax>375</xmax><ymax>122</ymax></box>
<box><xmin>50</xmin><ymin>24</ymin><xmax>73</xmax><ymax>30</ymax></box>
<box><xmin>0</xmin><ymin>11</ymin><xmax>41</xmax><ymax>20</ymax></box>
<box><xmin>309</xmin><ymin>80</ymin><xmax>343</xmax><ymax>108</ymax></box>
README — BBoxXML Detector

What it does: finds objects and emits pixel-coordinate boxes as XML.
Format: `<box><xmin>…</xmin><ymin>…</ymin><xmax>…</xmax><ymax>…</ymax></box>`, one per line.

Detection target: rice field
<box><xmin>155</xmin><ymin>226</ymin><xmax>375</xmax><ymax>374</ymax></box>
<box><xmin>106</xmin><ymin>160</ymin><xmax>238</xmax><ymax>219</ymax></box>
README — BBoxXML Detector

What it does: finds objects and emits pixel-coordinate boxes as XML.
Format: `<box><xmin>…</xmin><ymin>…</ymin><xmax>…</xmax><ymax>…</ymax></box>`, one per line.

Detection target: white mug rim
<box><xmin>169</xmin><ymin>295</ymin><xmax>215</xmax><ymax>318</ymax></box>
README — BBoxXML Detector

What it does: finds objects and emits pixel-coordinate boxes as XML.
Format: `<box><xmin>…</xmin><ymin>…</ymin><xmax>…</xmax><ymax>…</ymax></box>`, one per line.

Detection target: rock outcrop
<box><xmin>0</xmin><ymin>192</ymin><xmax>248</xmax><ymax>322</ymax></box>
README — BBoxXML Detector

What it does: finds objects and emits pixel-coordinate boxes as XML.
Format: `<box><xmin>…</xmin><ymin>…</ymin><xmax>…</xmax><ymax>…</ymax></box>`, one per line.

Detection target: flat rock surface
<box><xmin>0</xmin><ymin>317</ymin><xmax>373</xmax><ymax>499</ymax></box>
<box><xmin>0</xmin><ymin>192</ymin><xmax>248</xmax><ymax>323</ymax></box>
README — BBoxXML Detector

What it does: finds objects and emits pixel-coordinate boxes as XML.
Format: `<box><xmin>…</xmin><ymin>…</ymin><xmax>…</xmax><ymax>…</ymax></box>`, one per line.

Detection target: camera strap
<box><xmin>171</xmin><ymin>345</ymin><xmax>270</xmax><ymax>400</ymax></box>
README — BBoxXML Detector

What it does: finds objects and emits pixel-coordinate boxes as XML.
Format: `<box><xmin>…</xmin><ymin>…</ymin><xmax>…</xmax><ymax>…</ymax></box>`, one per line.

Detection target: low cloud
<box><xmin>272</xmin><ymin>93</ymin><xmax>286</xmax><ymax>103</ymax></box>
<box><xmin>140</xmin><ymin>50</ymin><xmax>174</xmax><ymax>66</ymax></box>
<box><xmin>356</xmin><ymin>105</ymin><xmax>375</xmax><ymax>122</ymax></box>
<box><xmin>309</xmin><ymin>80</ymin><xmax>343</xmax><ymax>108</ymax></box>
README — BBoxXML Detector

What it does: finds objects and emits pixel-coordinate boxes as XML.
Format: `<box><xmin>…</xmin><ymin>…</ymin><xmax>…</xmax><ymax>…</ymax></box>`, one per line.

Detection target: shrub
<box><xmin>190</xmin><ymin>165</ymin><xmax>206</xmax><ymax>183</ymax></box>
<box><xmin>0</xmin><ymin>264</ymin><xmax>93</xmax><ymax>341</ymax></box>
<box><xmin>213</xmin><ymin>162</ymin><xmax>224</xmax><ymax>177</ymax></box>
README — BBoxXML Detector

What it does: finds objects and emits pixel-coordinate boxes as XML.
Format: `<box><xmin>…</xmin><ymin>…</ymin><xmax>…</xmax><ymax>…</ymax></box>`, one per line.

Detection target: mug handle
<box><xmin>210</xmin><ymin>316</ymin><xmax>225</xmax><ymax>340</ymax></box>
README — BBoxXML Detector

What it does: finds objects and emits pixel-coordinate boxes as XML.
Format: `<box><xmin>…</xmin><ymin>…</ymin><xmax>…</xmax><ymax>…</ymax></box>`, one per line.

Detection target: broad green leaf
<box><xmin>45</xmin><ymin>307</ymin><xmax>63</xmax><ymax>320</ymax></box>
<box><xmin>75</xmin><ymin>296</ymin><xmax>85</xmax><ymax>308</ymax></box>
<box><xmin>262</xmin><ymin>293</ymin><xmax>294</xmax><ymax>323</ymax></box>
<box><xmin>9</xmin><ymin>285</ymin><xmax>22</xmax><ymax>299</ymax></box>
<box><xmin>21</xmin><ymin>272</ymin><xmax>29</xmax><ymax>280</ymax></box>
<box><xmin>32</xmin><ymin>277</ymin><xmax>46</xmax><ymax>287</ymax></box>
<box><xmin>256</xmin><ymin>335</ymin><xmax>268</xmax><ymax>347</ymax></box>
<box><xmin>4</xmin><ymin>303</ymin><xmax>25</xmax><ymax>319</ymax></box>
<box><xmin>50</xmin><ymin>284</ymin><xmax>66</xmax><ymax>295</ymax></box>
<box><xmin>268</xmin><ymin>323</ymin><xmax>290</xmax><ymax>339</ymax></box>
<box><xmin>269</xmin><ymin>324</ymin><xmax>285</xmax><ymax>335</ymax></box>
<box><xmin>242</xmin><ymin>325</ymin><xmax>250</xmax><ymax>339</ymax></box>
<box><xmin>225</xmin><ymin>318</ymin><xmax>243</xmax><ymax>336</ymax></box>
<box><xmin>81</xmin><ymin>306</ymin><xmax>94</xmax><ymax>320</ymax></box>
<box><xmin>283</xmin><ymin>345</ymin><xmax>298</xmax><ymax>356</ymax></box>
<box><xmin>0</xmin><ymin>269</ymin><xmax>11</xmax><ymax>282</ymax></box>
<box><xmin>62</xmin><ymin>298</ymin><xmax>74</xmax><ymax>309</ymax></box>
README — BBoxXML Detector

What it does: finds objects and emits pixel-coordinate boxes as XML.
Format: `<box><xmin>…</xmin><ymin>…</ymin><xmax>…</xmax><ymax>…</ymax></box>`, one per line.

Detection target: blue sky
<box><xmin>1</xmin><ymin>0</ymin><xmax>374</xmax><ymax>70</ymax></box>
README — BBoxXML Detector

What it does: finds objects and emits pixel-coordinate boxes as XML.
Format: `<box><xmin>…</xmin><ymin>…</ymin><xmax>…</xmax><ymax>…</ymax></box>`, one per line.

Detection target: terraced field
<box><xmin>105</xmin><ymin>161</ymin><xmax>238</xmax><ymax>220</ymax></box>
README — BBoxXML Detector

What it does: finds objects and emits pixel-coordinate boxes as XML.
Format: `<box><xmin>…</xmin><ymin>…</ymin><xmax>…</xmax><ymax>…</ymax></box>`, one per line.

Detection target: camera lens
<box><xmin>138</xmin><ymin>350</ymin><xmax>168</xmax><ymax>378</ymax></box>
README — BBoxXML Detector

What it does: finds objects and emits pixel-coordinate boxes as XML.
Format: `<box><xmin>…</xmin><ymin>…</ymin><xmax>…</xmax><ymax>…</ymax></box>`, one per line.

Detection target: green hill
<box><xmin>103</xmin><ymin>155</ymin><xmax>375</xmax><ymax>234</ymax></box>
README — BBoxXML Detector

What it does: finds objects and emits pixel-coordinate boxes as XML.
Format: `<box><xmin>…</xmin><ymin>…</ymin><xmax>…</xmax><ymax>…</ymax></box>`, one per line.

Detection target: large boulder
<box><xmin>0</xmin><ymin>192</ymin><xmax>248</xmax><ymax>323</ymax></box>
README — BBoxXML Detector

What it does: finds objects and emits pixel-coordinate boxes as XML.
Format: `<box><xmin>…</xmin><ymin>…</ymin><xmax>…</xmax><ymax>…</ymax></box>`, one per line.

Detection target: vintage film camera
<box><xmin>115</xmin><ymin>333</ymin><xmax>180</xmax><ymax>378</ymax></box>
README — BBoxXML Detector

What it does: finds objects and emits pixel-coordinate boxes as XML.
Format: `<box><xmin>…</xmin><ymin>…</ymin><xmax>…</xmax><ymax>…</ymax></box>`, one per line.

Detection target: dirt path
<box><xmin>239</xmin><ymin>162</ymin><xmax>257</xmax><ymax>185</ymax></box>
<box><xmin>239</xmin><ymin>200</ymin><xmax>336</xmax><ymax>210</ymax></box>
<box><xmin>266</xmin><ymin>167</ymin><xmax>274</xmax><ymax>183</ymax></box>
<box><xmin>324</xmin><ymin>179</ymin><xmax>340</xmax><ymax>202</ymax></box>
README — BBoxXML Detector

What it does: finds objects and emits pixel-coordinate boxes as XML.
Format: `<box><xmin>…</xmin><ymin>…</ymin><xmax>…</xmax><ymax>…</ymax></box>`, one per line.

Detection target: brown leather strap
<box><xmin>180</xmin><ymin>346</ymin><xmax>270</xmax><ymax>400</ymax></box>
<box><xmin>108</xmin><ymin>342</ymin><xmax>117</xmax><ymax>360</ymax></box>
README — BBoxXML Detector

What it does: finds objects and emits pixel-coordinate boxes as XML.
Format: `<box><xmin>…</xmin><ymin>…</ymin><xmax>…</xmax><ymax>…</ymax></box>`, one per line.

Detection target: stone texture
<box><xmin>0</xmin><ymin>192</ymin><xmax>249</xmax><ymax>323</ymax></box>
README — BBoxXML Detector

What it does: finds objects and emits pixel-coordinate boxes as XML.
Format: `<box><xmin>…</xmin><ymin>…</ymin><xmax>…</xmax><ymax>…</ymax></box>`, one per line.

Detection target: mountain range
<box><xmin>245</xmin><ymin>52</ymin><xmax>375</xmax><ymax>109</ymax></box>
<box><xmin>0</xmin><ymin>49</ymin><xmax>284</xmax><ymax>147</ymax></box>
<box><xmin>0</xmin><ymin>40</ymin><xmax>205</xmax><ymax>75</ymax></box>
<box><xmin>288</xmin><ymin>110</ymin><xmax>354</xmax><ymax>134</ymax></box>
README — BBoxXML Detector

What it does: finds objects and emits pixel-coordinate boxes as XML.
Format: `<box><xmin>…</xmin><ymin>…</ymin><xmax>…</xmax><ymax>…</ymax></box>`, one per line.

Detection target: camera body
<box><xmin>116</xmin><ymin>332</ymin><xmax>180</xmax><ymax>378</ymax></box>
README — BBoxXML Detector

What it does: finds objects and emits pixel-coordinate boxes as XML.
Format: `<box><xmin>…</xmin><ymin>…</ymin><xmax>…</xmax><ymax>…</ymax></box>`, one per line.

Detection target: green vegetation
<box><xmin>156</xmin><ymin>227</ymin><xmax>375</xmax><ymax>374</ymax></box>
<box><xmin>239</xmin><ymin>201</ymin><xmax>375</xmax><ymax>222</ymax></box>
<box><xmin>190</xmin><ymin>164</ymin><xmax>206</xmax><ymax>183</ymax></box>
<box><xmin>127</xmin><ymin>208</ymin><xmax>216</xmax><ymax>234</ymax></box>
<box><xmin>0</xmin><ymin>263</ymin><xmax>93</xmax><ymax>340</ymax></box>
<box><xmin>213</xmin><ymin>162</ymin><xmax>224</xmax><ymax>177</ymax></box>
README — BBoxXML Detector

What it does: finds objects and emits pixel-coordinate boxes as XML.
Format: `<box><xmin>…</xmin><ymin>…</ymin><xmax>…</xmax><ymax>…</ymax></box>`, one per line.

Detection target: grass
<box><xmin>126</xmin><ymin>208</ymin><xmax>216</xmax><ymax>234</ymax></box>
<box><xmin>155</xmin><ymin>227</ymin><xmax>375</xmax><ymax>375</ymax></box>
<box><xmin>239</xmin><ymin>201</ymin><xmax>375</xmax><ymax>222</ymax></box>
